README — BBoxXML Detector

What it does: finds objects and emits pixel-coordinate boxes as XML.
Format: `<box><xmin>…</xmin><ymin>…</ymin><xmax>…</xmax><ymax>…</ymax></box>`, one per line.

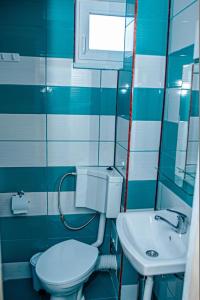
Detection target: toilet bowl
<box><xmin>36</xmin><ymin>239</ymin><xmax>99</xmax><ymax>300</ymax></box>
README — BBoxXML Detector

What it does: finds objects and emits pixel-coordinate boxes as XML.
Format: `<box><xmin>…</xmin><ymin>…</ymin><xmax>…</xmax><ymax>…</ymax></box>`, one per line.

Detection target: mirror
<box><xmin>160</xmin><ymin>62</ymin><xmax>199</xmax><ymax>198</ymax></box>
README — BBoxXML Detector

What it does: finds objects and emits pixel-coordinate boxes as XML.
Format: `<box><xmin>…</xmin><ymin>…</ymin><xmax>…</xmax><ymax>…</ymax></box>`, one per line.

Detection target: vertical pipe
<box><xmin>143</xmin><ymin>276</ymin><xmax>154</xmax><ymax>300</ymax></box>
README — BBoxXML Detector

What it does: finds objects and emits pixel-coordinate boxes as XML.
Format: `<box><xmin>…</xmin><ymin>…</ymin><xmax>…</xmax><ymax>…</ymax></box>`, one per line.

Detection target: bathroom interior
<box><xmin>0</xmin><ymin>0</ymin><xmax>199</xmax><ymax>300</ymax></box>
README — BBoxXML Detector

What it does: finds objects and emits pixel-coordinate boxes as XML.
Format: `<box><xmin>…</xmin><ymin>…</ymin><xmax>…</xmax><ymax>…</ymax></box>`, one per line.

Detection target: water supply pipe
<box><xmin>143</xmin><ymin>276</ymin><xmax>154</xmax><ymax>300</ymax></box>
<box><xmin>92</xmin><ymin>213</ymin><xmax>106</xmax><ymax>248</ymax></box>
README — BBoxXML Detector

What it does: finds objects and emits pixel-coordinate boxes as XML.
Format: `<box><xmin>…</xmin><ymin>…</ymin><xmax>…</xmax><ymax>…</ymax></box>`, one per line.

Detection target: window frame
<box><xmin>74</xmin><ymin>0</ymin><xmax>126</xmax><ymax>70</ymax></box>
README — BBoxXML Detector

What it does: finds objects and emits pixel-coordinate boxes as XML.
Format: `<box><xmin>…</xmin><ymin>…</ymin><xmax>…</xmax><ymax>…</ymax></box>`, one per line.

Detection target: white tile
<box><xmin>48</xmin><ymin>192</ymin><xmax>92</xmax><ymax>215</ymax></box>
<box><xmin>193</xmin><ymin>73</ymin><xmax>199</xmax><ymax>91</ymax></box>
<box><xmin>187</xmin><ymin>141</ymin><xmax>199</xmax><ymax>165</ymax></box>
<box><xmin>130</xmin><ymin>121</ymin><xmax>161</xmax><ymax>151</ymax></box>
<box><xmin>0</xmin><ymin>114</ymin><xmax>46</xmax><ymax>141</ymax></box>
<box><xmin>173</xmin><ymin>0</ymin><xmax>196</xmax><ymax>16</ymax></box>
<box><xmin>176</xmin><ymin>121</ymin><xmax>188</xmax><ymax>151</ymax></box>
<box><xmin>3</xmin><ymin>262</ymin><xmax>31</xmax><ymax>281</ymax></box>
<box><xmin>100</xmin><ymin>116</ymin><xmax>115</xmax><ymax>141</ymax></box>
<box><xmin>129</xmin><ymin>151</ymin><xmax>159</xmax><ymax>181</ymax></box>
<box><xmin>0</xmin><ymin>142</ymin><xmax>46</xmax><ymax>167</ymax></box>
<box><xmin>164</xmin><ymin>88</ymin><xmax>180</xmax><ymax>123</ymax></box>
<box><xmin>115</xmin><ymin>143</ymin><xmax>128</xmax><ymax>178</ymax></box>
<box><xmin>121</xmin><ymin>285</ymin><xmax>138</xmax><ymax>300</ymax></box>
<box><xmin>170</xmin><ymin>1</ymin><xmax>199</xmax><ymax>54</ymax></box>
<box><xmin>134</xmin><ymin>55</ymin><xmax>166</xmax><ymax>88</ymax></box>
<box><xmin>194</xmin><ymin>19</ymin><xmax>199</xmax><ymax>60</ymax></box>
<box><xmin>188</xmin><ymin>117</ymin><xmax>199</xmax><ymax>141</ymax></box>
<box><xmin>99</xmin><ymin>142</ymin><xmax>115</xmax><ymax>166</ymax></box>
<box><xmin>48</xmin><ymin>141</ymin><xmax>98</xmax><ymax>166</ymax></box>
<box><xmin>101</xmin><ymin>70</ymin><xmax>118</xmax><ymax>88</ymax></box>
<box><xmin>0</xmin><ymin>192</ymin><xmax>47</xmax><ymax>217</ymax></box>
<box><xmin>47</xmin><ymin>58</ymin><xmax>101</xmax><ymax>87</ymax></box>
<box><xmin>47</xmin><ymin>115</ymin><xmax>99</xmax><ymax>141</ymax></box>
<box><xmin>0</xmin><ymin>56</ymin><xmax>45</xmax><ymax>85</ymax></box>
<box><xmin>157</xmin><ymin>183</ymin><xmax>192</xmax><ymax>220</ymax></box>
<box><xmin>116</xmin><ymin>116</ymin><xmax>129</xmax><ymax>150</ymax></box>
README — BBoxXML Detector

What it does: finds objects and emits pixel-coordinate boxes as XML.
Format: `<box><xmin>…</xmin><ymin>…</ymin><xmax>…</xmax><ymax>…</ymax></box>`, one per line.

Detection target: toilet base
<box><xmin>50</xmin><ymin>295</ymin><xmax>85</xmax><ymax>300</ymax></box>
<box><xmin>50</xmin><ymin>285</ymin><xmax>84</xmax><ymax>300</ymax></box>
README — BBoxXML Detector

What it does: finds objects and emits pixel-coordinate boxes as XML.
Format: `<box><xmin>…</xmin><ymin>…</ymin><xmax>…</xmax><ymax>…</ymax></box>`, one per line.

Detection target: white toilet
<box><xmin>36</xmin><ymin>240</ymin><xmax>98</xmax><ymax>300</ymax></box>
<box><xmin>35</xmin><ymin>167</ymin><xmax>123</xmax><ymax>300</ymax></box>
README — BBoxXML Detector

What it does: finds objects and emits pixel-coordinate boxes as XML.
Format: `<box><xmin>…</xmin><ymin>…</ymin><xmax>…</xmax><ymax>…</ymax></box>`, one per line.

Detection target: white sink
<box><xmin>116</xmin><ymin>210</ymin><xmax>189</xmax><ymax>276</ymax></box>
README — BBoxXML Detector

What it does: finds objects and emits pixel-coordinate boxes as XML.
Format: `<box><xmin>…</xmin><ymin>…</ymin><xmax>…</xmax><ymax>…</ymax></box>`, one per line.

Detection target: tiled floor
<box><xmin>3</xmin><ymin>272</ymin><xmax>117</xmax><ymax>300</ymax></box>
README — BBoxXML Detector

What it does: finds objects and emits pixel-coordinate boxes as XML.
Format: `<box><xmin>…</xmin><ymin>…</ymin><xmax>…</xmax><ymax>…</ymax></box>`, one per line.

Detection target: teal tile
<box><xmin>154</xmin><ymin>274</ymin><xmax>184</xmax><ymax>300</ymax></box>
<box><xmin>1</xmin><ymin>238</ymin><xmax>48</xmax><ymax>263</ymax></box>
<box><xmin>46</xmin><ymin>25</ymin><xmax>74</xmax><ymax>58</ymax></box>
<box><xmin>47</xmin><ymin>87</ymin><xmax>101</xmax><ymax>115</ymax></box>
<box><xmin>47</xmin><ymin>214</ymin><xmax>100</xmax><ymax>239</ymax></box>
<box><xmin>0</xmin><ymin>86</ymin><xmax>116</xmax><ymax>116</ymax></box>
<box><xmin>160</xmin><ymin>121</ymin><xmax>178</xmax><ymax>182</ymax></box>
<box><xmin>133</xmin><ymin>88</ymin><xmax>164</xmax><ymax>121</ymax></box>
<box><xmin>0</xmin><ymin>25</ymin><xmax>46</xmax><ymax>57</ymax></box>
<box><xmin>84</xmin><ymin>272</ymin><xmax>117</xmax><ymax>299</ymax></box>
<box><xmin>46</xmin><ymin>0</ymin><xmax>74</xmax><ymax>58</ymax></box>
<box><xmin>167</xmin><ymin>45</ymin><xmax>194</xmax><ymax>88</ymax></box>
<box><xmin>136</xmin><ymin>0</ymin><xmax>169</xmax><ymax>55</ymax></box>
<box><xmin>0</xmin><ymin>167</ymin><xmax>47</xmax><ymax>193</ymax></box>
<box><xmin>47</xmin><ymin>87</ymin><xmax>116</xmax><ymax>116</ymax></box>
<box><xmin>137</xmin><ymin>0</ymin><xmax>169</xmax><ymax>21</ymax></box>
<box><xmin>117</xmin><ymin>70</ymin><xmax>132</xmax><ymax>119</ymax></box>
<box><xmin>121</xmin><ymin>256</ymin><xmax>139</xmax><ymax>285</ymax></box>
<box><xmin>0</xmin><ymin>216</ymin><xmax>47</xmax><ymax>240</ymax></box>
<box><xmin>136</xmin><ymin>19</ymin><xmax>168</xmax><ymax>56</ymax></box>
<box><xmin>127</xmin><ymin>180</ymin><xmax>157</xmax><ymax>209</ymax></box>
<box><xmin>47</xmin><ymin>0</ymin><xmax>74</xmax><ymax>26</ymax></box>
<box><xmin>4</xmin><ymin>279</ymin><xmax>43</xmax><ymax>300</ymax></box>
<box><xmin>100</xmin><ymin>88</ymin><xmax>117</xmax><ymax>115</ymax></box>
<box><xmin>0</xmin><ymin>0</ymin><xmax>45</xmax><ymax>27</ymax></box>
<box><xmin>47</xmin><ymin>167</ymin><xmax>76</xmax><ymax>192</ymax></box>
<box><xmin>179</xmin><ymin>91</ymin><xmax>191</xmax><ymax>121</ymax></box>
<box><xmin>159</xmin><ymin>176</ymin><xmax>193</xmax><ymax>207</ymax></box>
<box><xmin>0</xmin><ymin>167</ymin><xmax>77</xmax><ymax>193</ymax></box>
<box><xmin>0</xmin><ymin>85</ymin><xmax>46</xmax><ymax>114</ymax></box>
<box><xmin>161</xmin><ymin>121</ymin><xmax>178</xmax><ymax>153</ymax></box>
<box><xmin>191</xmin><ymin>91</ymin><xmax>199</xmax><ymax>116</ymax></box>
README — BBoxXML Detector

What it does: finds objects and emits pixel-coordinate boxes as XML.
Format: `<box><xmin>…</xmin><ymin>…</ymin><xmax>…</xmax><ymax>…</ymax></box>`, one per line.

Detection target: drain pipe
<box><xmin>95</xmin><ymin>255</ymin><xmax>118</xmax><ymax>271</ymax></box>
<box><xmin>91</xmin><ymin>213</ymin><xmax>118</xmax><ymax>272</ymax></box>
<box><xmin>92</xmin><ymin>213</ymin><xmax>106</xmax><ymax>248</ymax></box>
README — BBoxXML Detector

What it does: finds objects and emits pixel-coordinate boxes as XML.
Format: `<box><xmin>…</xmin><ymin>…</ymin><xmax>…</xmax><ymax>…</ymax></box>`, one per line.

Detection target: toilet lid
<box><xmin>36</xmin><ymin>240</ymin><xmax>98</xmax><ymax>286</ymax></box>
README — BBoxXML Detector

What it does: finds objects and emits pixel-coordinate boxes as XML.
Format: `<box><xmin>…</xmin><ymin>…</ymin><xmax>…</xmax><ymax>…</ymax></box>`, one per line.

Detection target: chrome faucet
<box><xmin>155</xmin><ymin>209</ymin><xmax>189</xmax><ymax>234</ymax></box>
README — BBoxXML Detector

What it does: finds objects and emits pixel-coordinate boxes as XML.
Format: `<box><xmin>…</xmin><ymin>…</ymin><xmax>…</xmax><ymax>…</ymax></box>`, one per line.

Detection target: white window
<box><xmin>75</xmin><ymin>0</ymin><xmax>126</xmax><ymax>70</ymax></box>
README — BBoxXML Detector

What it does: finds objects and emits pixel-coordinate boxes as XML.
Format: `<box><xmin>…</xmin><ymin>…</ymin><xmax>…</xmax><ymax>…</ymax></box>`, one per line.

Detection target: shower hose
<box><xmin>58</xmin><ymin>172</ymin><xmax>98</xmax><ymax>231</ymax></box>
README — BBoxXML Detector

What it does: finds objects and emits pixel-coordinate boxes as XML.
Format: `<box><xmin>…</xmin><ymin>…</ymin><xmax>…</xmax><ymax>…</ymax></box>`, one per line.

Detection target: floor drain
<box><xmin>146</xmin><ymin>250</ymin><xmax>159</xmax><ymax>257</ymax></box>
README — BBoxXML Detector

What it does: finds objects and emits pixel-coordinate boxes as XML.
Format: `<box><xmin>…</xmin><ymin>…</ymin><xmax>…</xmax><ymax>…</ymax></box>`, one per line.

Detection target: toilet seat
<box><xmin>36</xmin><ymin>239</ymin><xmax>98</xmax><ymax>288</ymax></box>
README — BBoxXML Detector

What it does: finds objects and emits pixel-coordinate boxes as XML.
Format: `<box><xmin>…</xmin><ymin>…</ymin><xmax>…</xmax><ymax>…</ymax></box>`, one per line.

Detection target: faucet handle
<box><xmin>166</xmin><ymin>209</ymin><xmax>188</xmax><ymax>221</ymax></box>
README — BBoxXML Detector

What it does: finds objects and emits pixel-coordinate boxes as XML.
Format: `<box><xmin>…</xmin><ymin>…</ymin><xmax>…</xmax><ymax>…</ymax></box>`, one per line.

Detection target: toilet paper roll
<box><xmin>11</xmin><ymin>194</ymin><xmax>29</xmax><ymax>215</ymax></box>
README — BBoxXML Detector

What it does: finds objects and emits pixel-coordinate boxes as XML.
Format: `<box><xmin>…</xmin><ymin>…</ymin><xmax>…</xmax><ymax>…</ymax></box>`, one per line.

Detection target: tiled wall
<box><xmin>115</xmin><ymin>0</ymin><xmax>170</xmax><ymax>297</ymax></box>
<box><xmin>116</xmin><ymin>0</ymin><xmax>169</xmax><ymax>212</ymax></box>
<box><xmin>159</xmin><ymin>0</ymin><xmax>199</xmax><ymax>206</ymax></box>
<box><xmin>156</xmin><ymin>1</ymin><xmax>199</xmax><ymax>299</ymax></box>
<box><xmin>0</xmin><ymin>0</ymin><xmax>117</xmax><ymax>273</ymax></box>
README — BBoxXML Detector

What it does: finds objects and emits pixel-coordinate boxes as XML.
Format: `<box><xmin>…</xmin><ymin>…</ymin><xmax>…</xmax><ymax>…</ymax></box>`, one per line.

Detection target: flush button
<box><xmin>107</xmin><ymin>166</ymin><xmax>113</xmax><ymax>171</ymax></box>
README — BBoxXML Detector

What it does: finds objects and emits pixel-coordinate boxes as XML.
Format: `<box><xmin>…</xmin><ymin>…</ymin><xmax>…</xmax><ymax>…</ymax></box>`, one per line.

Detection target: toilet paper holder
<box><xmin>11</xmin><ymin>191</ymin><xmax>29</xmax><ymax>215</ymax></box>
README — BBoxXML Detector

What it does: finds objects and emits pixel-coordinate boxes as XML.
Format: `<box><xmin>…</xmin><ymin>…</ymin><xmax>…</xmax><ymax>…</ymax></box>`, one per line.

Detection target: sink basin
<box><xmin>116</xmin><ymin>210</ymin><xmax>189</xmax><ymax>276</ymax></box>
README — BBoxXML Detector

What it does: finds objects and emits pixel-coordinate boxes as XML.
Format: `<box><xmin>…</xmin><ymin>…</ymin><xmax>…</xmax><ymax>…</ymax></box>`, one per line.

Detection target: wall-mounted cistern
<box><xmin>155</xmin><ymin>209</ymin><xmax>189</xmax><ymax>235</ymax></box>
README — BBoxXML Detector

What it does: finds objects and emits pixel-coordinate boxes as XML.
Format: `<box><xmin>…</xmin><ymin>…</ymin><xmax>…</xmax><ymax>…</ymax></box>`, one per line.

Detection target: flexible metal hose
<box><xmin>58</xmin><ymin>172</ymin><xmax>98</xmax><ymax>231</ymax></box>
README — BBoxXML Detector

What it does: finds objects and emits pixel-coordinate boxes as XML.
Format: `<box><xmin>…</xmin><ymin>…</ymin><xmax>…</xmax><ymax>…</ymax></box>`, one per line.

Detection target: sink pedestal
<box><xmin>143</xmin><ymin>276</ymin><xmax>154</xmax><ymax>300</ymax></box>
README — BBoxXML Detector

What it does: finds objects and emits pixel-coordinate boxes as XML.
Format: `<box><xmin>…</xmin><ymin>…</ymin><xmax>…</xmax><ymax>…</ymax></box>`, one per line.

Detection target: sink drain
<box><xmin>146</xmin><ymin>250</ymin><xmax>159</xmax><ymax>257</ymax></box>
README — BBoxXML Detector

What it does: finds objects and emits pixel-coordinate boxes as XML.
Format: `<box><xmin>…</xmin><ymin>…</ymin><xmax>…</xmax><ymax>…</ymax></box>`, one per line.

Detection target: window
<box><xmin>75</xmin><ymin>0</ymin><xmax>126</xmax><ymax>70</ymax></box>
